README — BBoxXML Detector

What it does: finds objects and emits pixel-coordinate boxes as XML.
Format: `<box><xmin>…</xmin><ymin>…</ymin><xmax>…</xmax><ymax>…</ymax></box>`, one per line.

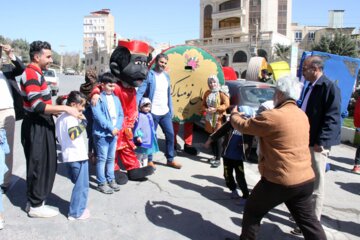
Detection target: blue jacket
<box><xmin>209</xmin><ymin>121</ymin><xmax>245</xmax><ymax>161</ymax></box>
<box><xmin>136</xmin><ymin>69</ymin><xmax>173</xmax><ymax>116</ymax></box>
<box><xmin>305</xmin><ymin>75</ymin><xmax>341</xmax><ymax>148</ymax></box>
<box><xmin>92</xmin><ymin>92</ymin><xmax>124</xmax><ymax>137</ymax></box>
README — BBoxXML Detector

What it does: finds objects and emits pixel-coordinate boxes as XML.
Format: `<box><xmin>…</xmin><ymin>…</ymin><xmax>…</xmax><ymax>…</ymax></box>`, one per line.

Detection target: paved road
<box><xmin>2</xmin><ymin>75</ymin><xmax>360</xmax><ymax>239</ymax></box>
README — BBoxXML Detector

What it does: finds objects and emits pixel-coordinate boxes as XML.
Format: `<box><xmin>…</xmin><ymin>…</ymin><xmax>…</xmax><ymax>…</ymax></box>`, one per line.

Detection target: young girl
<box><xmin>55</xmin><ymin>91</ymin><xmax>90</xmax><ymax>220</ymax></box>
<box><xmin>133</xmin><ymin>98</ymin><xmax>159</xmax><ymax>167</ymax></box>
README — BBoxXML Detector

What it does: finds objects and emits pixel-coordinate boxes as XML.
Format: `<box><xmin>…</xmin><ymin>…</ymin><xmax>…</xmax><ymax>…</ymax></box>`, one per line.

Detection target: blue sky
<box><xmin>0</xmin><ymin>0</ymin><xmax>359</xmax><ymax>54</ymax></box>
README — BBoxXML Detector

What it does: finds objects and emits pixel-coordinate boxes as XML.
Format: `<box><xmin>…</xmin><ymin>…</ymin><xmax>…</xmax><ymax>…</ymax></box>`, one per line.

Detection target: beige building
<box><xmin>291</xmin><ymin>23</ymin><xmax>325</xmax><ymax>51</ymax></box>
<box><xmin>84</xmin><ymin>40</ymin><xmax>111</xmax><ymax>74</ymax></box>
<box><xmin>186</xmin><ymin>0</ymin><xmax>292</xmax><ymax>75</ymax></box>
<box><xmin>83</xmin><ymin>9</ymin><xmax>115</xmax><ymax>54</ymax></box>
<box><xmin>291</xmin><ymin>10</ymin><xmax>356</xmax><ymax>53</ymax></box>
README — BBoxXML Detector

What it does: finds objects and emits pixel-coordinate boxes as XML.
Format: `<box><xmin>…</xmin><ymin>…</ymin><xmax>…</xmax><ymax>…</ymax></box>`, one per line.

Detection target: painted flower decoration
<box><xmin>185</xmin><ymin>54</ymin><xmax>199</xmax><ymax>70</ymax></box>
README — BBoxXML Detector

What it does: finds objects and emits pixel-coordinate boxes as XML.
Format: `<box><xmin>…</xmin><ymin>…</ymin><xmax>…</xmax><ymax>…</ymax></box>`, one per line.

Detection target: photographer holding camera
<box><xmin>230</xmin><ymin>75</ymin><xmax>326</xmax><ymax>240</ymax></box>
<box><xmin>0</xmin><ymin>43</ymin><xmax>25</xmax><ymax>229</ymax></box>
<box><xmin>0</xmin><ymin>44</ymin><xmax>25</xmax><ymax>192</ymax></box>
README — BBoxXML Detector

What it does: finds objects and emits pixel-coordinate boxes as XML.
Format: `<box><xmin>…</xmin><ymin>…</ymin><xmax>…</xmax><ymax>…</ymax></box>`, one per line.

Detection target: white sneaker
<box><xmin>68</xmin><ymin>208</ymin><xmax>90</xmax><ymax>221</ymax></box>
<box><xmin>28</xmin><ymin>205</ymin><xmax>59</xmax><ymax>218</ymax></box>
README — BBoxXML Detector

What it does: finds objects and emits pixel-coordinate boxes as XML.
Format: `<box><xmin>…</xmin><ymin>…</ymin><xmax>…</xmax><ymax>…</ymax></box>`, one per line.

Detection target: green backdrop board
<box><xmin>158</xmin><ymin>45</ymin><xmax>224</xmax><ymax>123</ymax></box>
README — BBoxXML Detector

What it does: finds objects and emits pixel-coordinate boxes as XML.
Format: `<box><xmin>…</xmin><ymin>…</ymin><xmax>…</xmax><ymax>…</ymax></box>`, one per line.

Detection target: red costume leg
<box><xmin>117</xmin><ymin>147</ymin><xmax>140</xmax><ymax>170</ymax></box>
<box><xmin>184</xmin><ymin>122</ymin><xmax>194</xmax><ymax>145</ymax></box>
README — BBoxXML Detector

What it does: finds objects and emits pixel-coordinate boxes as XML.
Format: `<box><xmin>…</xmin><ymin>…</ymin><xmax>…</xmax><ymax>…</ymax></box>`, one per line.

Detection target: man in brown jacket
<box><xmin>230</xmin><ymin>75</ymin><xmax>326</xmax><ymax>240</ymax></box>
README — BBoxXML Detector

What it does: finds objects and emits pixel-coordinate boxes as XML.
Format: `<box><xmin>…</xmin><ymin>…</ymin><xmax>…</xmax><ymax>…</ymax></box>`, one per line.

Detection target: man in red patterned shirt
<box><xmin>20</xmin><ymin>41</ymin><xmax>80</xmax><ymax>218</ymax></box>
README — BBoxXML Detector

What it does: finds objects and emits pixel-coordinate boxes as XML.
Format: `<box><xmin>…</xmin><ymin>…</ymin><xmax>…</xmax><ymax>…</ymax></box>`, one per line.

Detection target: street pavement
<box><xmin>1</xmin><ymin>74</ymin><xmax>359</xmax><ymax>240</ymax></box>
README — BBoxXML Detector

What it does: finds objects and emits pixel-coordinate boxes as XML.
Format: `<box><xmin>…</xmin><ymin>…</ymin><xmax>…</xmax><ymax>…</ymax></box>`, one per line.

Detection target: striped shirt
<box><xmin>20</xmin><ymin>64</ymin><xmax>52</xmax><ymax>113</ymax></box>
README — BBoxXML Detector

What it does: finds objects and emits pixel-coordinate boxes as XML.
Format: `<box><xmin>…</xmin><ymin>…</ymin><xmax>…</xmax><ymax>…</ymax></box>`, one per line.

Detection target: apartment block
<box><xmin>187</xmin><ymin>0</ymin><xmax>292</xmax><ymax>75</ymax></box>
<box><xmin>83</xmin><ymin>9</ymin><xmax>115</xmax><ymax>54</ymax></box>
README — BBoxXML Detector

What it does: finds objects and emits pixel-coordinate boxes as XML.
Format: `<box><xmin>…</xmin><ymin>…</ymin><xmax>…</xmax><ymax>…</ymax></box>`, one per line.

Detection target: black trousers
<box><xmin>223</xmin><ymin>157</ymin><xmax>249</xmax><ymax>198</ymax></box>
<box><xmin>240</xmin><ymin>178</ymin><xmax>326</xmax><ymax>240</ymax></box>
<box><xmin>355</xmin><ymin>145</ymin><xmax>360</xmax><ymax>165</ymax></box>
<box><xmin>211</xmin><ymin>138</ymin><xmax>223</xmax><ymax>160</ymax></box>
<box><xmin>21</xmin><ymin>114</ymin><xmax>57</xmax><ymax>207</ymax></box>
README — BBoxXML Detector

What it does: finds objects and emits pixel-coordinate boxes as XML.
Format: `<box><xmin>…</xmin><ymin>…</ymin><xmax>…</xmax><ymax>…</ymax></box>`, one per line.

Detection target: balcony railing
<box><xmin>212</xmin><ymin>7</ymin><xmax>246</xmax><ymax>19</ymax></box>
<box><xmin>186</xmin><ymin>31</ymin><xmax>274</xmax><ymax>47</ymax></box>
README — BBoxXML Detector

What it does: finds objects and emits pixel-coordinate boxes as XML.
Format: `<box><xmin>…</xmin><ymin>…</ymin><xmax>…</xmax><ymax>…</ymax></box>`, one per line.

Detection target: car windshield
<box><xmin>43</xmin><ymin>70</ymin><xmax>55</xmax><ymax>77</ymax></box>
<box><xmin>240</xmin><ymin>86</ymin><xmax>275</xmax><ymax>105</ymax></box>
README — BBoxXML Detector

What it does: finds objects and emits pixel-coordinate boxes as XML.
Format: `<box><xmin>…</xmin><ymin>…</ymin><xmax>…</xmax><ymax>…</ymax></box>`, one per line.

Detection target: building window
<box><xmin>295</xmin><ymin>31</ymin><xmax>303</xmax><ymax>42</ymax></box>
<box><xmin>203</xmin><ymin>5</ymin><xmax>213</xmax><ymax>38</ymax></box>
<box><xmin>219</xmin><ymin>17</ymin><xmax>240</xmax><ymax>29</ymax></box>
<box><xmin>90</xmin><ymin>59</ymin><xmax>93</xmax><ymax>65</ymax></box>
<box><xmin>277</xmin><ymin>0</ymin><xmax>287</xmax><ymax>35</ymax></box>
<box><xmin>308</xmin><ymin>32</ymin><xmax>315</xmax><ymax>40</ymax></box>
<box><xmin>219</xmin><ymin>0</ymin><xmax>240</xmax><ymax>11</ymax></box>
<box><xmin>86</xmin><ymin>59</ymin><xmax>89</xmax><ymax>66</ymax></box>
<box><xmin>251</xmin><ymin>0</ymin><xmax>260</xmax><ymax>6</ymax></box>
<box><xmin>101</xmin><ymin>56</ymin><xmax>104</xmax><ymax>64</ymax></box>
<box><xmin>249</xmin><ymin>0</ymin><xmax>261</xmax><ymax>37</ymax></box>
<box><xmin>233</xmin><ymin>51</ymin><xmax>247</xmax><ymax>63</ymax></box>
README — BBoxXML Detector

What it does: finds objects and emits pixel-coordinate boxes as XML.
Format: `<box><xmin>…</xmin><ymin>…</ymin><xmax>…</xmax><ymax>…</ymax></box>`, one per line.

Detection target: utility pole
<box><xmin>254</xmin><ymin>19</ymin><xmax>259</xmax><ymax>56</ymax></box>
<box><xmin>59</xmin><ymin>44</ymin><xmax>66</xmax><ymax>73</ymax></box>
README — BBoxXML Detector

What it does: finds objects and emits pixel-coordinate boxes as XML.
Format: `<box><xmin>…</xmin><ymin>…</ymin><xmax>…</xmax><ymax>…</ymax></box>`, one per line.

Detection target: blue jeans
<box><xmin>149</xmin><ymin>112</ymin><xmax>175</xmax><ymax>162</ymax></box>
<box><xmin>94</xmin><ymin>135</ymin><xmax>117</xmax><ymax>184</ymax></box>
<box><xmin>67</xmin><ymin>160</ymin><xmax>89</xmax><ymax>218</ymax></box>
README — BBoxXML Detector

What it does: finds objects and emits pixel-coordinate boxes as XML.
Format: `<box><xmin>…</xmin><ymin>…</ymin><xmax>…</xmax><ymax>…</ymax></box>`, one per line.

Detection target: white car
<box><xmin>64</xmin><ymin>68</ymin><xmax>76</xmax><ymax>75</ymax></box>
<box><xmin>43</xmin><ymin>68</ymin><xmax>59</xmax><ymax>96</ymax></box>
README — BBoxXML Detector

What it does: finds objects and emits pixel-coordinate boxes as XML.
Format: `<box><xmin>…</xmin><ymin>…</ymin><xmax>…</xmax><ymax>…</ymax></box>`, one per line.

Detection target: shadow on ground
<box><xmin>5</xmin><ymin>176</ymin><xmax>69</xmax><ymax>217</ymax></box>
<box><xmin>145</xmin><ymin>200</ymin><xmax>239</xmax><ymax>240</ymax></box>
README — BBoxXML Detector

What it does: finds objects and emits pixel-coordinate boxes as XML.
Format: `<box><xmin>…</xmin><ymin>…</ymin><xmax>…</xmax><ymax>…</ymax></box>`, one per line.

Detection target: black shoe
<box><xmin>174</xmin><ymin>143</ymin><xmax>182</xmax><ymax>151</ymax></box>
<box><xmin>208</xmin><ymin>157</ymin><xmax>216</xmax><ymax>164</ymax></box>
<box><xmin>183</xmin><ymin>144</ymin><xmax>199</xmax><ymax>156</ymax></box>
<box><xmin>114</xmin><ymin>170</ymin><xmax>129</xmax><ymax>185</ymax></box>
<box><xmin>290</xmin><ymin>227</ymin><xmax>302</xmax><ymax>236</ymax></box>
<box><xmin>127</xmin><ymin>166</ymin><xmax>154</xmax><ymax>180</ymax></box>
<box><xmin>1</xmin><ymin>186</ymin><xmax>7</xmax><ymax>194</ymax></box>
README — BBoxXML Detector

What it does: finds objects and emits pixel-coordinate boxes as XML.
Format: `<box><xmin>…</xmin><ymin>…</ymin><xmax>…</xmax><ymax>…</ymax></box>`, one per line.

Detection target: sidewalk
<box><xmin>2</xmin><ymin>127</ymin><xmax>360</xmax><ymax>240</ymax></box>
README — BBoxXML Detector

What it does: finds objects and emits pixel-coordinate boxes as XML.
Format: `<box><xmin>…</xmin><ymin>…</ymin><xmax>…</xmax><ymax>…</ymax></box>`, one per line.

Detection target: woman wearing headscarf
<box><xmin>202</xmin><ymin>75</ymin><xmax>230</xmax><ymax>167</ymax></box>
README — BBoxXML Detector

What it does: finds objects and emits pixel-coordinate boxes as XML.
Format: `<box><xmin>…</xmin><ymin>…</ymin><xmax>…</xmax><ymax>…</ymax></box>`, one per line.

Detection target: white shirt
<box><xmin>0</xmin><ymin>71</ymin><xmax>14</xmax><ymax>110</ymax></box>
<box><xmin>151</xmin><ymin>72</ymin><xmax>169</xmax><ymax>115</ymax></box>
<box><xmin>106</xmin><ymin>94</ymin><xmax>117</xmax><ymax>126</ymax></box>
<box><xmin>56</xmin><ymin>113</ymin><xmax>88</xmax><ymax>162</ymax></box>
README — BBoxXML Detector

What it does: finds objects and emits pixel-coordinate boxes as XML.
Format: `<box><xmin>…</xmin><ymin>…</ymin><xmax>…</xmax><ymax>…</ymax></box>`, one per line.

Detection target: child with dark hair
<box><xmin>92</xmin><ymin>72</ymin><xmax>124</xmax><ymax>194</ymax></box>
<box><xmin>204</xmin><ymin>106</ymin><xmax>256</xmax><ymax>204</ymax></box>
<box><xmin>55</xmin><ymin>91</ymin><xmax>90</xmax><ymax>220</ymax></box>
